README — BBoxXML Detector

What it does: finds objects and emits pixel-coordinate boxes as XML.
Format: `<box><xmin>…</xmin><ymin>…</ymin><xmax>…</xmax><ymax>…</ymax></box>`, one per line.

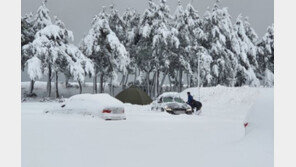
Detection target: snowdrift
<box><xmin>180</xmin><ymin>86</ymin><xmax>260</xmax><ymax>121</ymax></box>
<box><xmin>22</xmin><ymin>87</ymin><xmax>273</xmax><ymax>167</ymax></box>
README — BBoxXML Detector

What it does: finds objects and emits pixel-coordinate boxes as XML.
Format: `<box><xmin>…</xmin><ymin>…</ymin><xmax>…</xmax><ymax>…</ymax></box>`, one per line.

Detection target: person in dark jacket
<box><xmin>186</xmin><ymin>92</ymin><xmax>202</xmax><ymax>113</ymax></box>
<box><xmin>187</xmin><ymin>92</ymin><xmax>194</xmax><ymax>104</ymax></box>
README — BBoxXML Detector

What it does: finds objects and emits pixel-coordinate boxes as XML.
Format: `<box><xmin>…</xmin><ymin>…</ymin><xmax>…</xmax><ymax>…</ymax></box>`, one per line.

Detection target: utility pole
<box><xmin>197</xmin><ymin>50</ymin><xmax>201</xmax><ymax>101</ymax></box>
<box><xmin>197</xmin><ymin>47</ymin><xmax>202</xmax><ymax>116</ymax></box>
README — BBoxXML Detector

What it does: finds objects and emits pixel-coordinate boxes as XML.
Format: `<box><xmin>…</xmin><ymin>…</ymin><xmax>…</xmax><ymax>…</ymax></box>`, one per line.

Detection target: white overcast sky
<box><xmin>22</xmin><ymin>0</ymin><xmax>274</xmax><ymax>44</ymax></box>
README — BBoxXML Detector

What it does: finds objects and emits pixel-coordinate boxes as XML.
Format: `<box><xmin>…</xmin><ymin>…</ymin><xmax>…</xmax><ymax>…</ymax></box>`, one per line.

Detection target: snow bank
<box><xmin>46</xmin><ymin>93</ymin><xmax>124</xmax><ymax>116</ymax></box>
<box><xmin>180</xmin><ymin>86</ymin><xmax>260</xmax><ymax>121</ymax></box>
<box><xmin>22</xmin><ymin>87</ymin><xmax>273</xmax><ymax>167</ymax></box>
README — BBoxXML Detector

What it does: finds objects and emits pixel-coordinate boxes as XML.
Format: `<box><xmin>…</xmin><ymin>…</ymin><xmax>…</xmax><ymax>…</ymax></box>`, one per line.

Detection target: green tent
<box><xmin>115</xmin><ymin>86</ymin><xmax>152</xmax><ymax>105</ymax></box>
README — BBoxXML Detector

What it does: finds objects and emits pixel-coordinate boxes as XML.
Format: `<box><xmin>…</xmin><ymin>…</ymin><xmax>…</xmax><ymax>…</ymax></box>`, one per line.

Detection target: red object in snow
<box><xmin>244</xmin><ymin>122</ymin><xmax>249</xmax><ymax>128</ymax></box>
<box><xmin>102</xmin><ymin>109</ymin><xmax>111</xmax><ymax>113</ymax></box>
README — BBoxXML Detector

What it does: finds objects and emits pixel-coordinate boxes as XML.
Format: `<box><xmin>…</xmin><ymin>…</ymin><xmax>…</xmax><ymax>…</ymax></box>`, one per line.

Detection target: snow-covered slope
<box><xmin>22</xmin><ymin>87</ymin><xmax>273</xmax><ymax>167</ymax></box>
<box><xmin>180</xmin><ymin>86</ymin><xmax>260</xmax><ymax>121</ymax></box>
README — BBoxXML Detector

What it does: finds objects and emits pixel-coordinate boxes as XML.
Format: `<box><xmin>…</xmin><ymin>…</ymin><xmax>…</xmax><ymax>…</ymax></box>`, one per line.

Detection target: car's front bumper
<box><xmin>165</xmin><ymin>109</ymin><xmax>189</xmax><ymax>114</ymax></box>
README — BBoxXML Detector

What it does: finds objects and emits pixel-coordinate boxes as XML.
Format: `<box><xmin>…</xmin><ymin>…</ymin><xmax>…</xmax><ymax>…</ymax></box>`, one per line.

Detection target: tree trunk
<box><xmin>156</xmin><ymin>70</ymin><xmax>159</xmax><ymax>97</ymax></box>
<box><xmin>100</xmin><ymin>73</ymin><xmax>104</xmax><ymax>93</ymax></box>
<box><xmin>159</xmin><ymin>72</ymin><xmax>167</xmax><ymax>94</ymax></box>
<box><xmin>123</xmin><ymin>73</ymin><xmax>129</xmax><ymax>89</ymax></box>
<box><xmin>109</xmin><ymin>78</ymin><xmax>113</xmax><ymax>96</ymax></box>
<box><xmin>190</xmin><ymin>75</ymin><xmax>194</xmax><ymax>87</ymax></box>
<box><xmin>55</xmin><ymin>71</ymin><xmax>59</xmax><ymax>98</ymax></box>
<box><xmin>47</xmin><ymin>64</ymin><xmax>52</xmax><ymax>97</ymax></box>
<box><xmin>178</xmin><ymin>68</ymin><xmax>183</xmax><ymax>92</ymax></box>
<box><xmin>65</xmin><ymin>75</ymin><xmax>69</xmax><ymax>88</ymax></box>
<box><xmin>146</xmin><ymin>72</ymin><xmax>150</xmax><ymax>96</ymax></box>
<box><xmin>134</xmin><ymin>69</ymin><xmax>137</xmax><ymax>84</ymax></box>
<box><xmin>29</xmin><ymin>80</ymin><xmax>35</xmax><ymax>94</ymax></box>
<box><xmin>168</xmin><ymin>76</ymin><xmax>172</xmax><ymax>91</ymax></box>
<box><xmin>93</xmin><ymin>67</ymin><xmax>98</xmax><ymax>94</ymax></box>
<box><xmin>186</xmin><ymin>74</ymin><xmax>190</xmax><ymax>88</ymax></box>
<box><xmin>93</xmin><ymin>74</ymin><xmax>97</xmax><ymax>94</ymax></box>
<box><xmin>78</xmin><ymin>80</ymin><xmax>82</xmax><ymax>94</ymax></box>
<box><xmin>151</xmin><ymin>72</ymin><xmax>157</xmax><ymax>98</ymax></box>
<box><xmin>121</xmin><ymin>74</ymin><xmax>125</xmax><ymax>89</ymax></box>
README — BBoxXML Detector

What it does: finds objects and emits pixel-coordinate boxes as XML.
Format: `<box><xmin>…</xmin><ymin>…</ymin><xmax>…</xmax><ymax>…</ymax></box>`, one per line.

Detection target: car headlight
<box><xmin>186</xmin><ymin>108</ymin><xmax>192</xmax><ymax>111</ymax></box>
<box><xmin>164</xmin><ymin>106</ymin><xmax>172</xmax><ymax>111</ymax></box>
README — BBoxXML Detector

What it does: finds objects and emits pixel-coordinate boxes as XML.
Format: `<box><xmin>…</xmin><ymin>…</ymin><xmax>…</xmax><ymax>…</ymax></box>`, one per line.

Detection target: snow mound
<box><xmin>68</xmin><ymin>93</ymin><xmax>123</xmax><ymax>106</ymax></box>
<box><xmin>157</xmin><ymin>92</ymin><xmax>180</xmax><ymax>98</ymax></box>
<box><xmin>46</xmin><ymin>93</ymin><xmax>124</xmax><ymax>116</ymax></box>
<box><xmin>180</xmin><ymin>86</ymin><xmax>260</xmax><ymax>121</ymax></box>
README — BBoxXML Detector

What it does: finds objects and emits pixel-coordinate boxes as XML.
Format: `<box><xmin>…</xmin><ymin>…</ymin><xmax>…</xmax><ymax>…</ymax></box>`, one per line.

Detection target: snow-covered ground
<box><xmin>22</xmin><ymin>87</ymin><xmax>273</xmax><ymax>167</ymax></box>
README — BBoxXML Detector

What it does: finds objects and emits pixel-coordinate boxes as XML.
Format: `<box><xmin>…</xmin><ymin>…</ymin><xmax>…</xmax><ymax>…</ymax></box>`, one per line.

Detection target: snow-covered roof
<box><xmin>69</xmin><ymin>93</ymin><xmax>123</xmax><ymax>106</ymax></box>
<box><xmin>158</xmin><ymin>92</ymin><xmax>180</xmax><ymax>98</ymax></box>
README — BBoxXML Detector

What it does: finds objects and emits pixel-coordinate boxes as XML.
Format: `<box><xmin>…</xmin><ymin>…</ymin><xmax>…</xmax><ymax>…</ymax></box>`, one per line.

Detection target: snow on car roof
<box><xmin>158</xmin><ymin>92</ymin><xmax>180</xmax><ymax>98</ymax></box>
<box><xmin>69</xmin><ymin>93</ymin><xmax>123</xmax><ymax>106</ymax></box>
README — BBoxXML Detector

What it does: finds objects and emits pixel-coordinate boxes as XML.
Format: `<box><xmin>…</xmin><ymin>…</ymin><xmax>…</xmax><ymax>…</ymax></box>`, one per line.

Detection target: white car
<box><xmin>151</xmin><ymin>92</ymin><xmax>193</xmax><ymax>115</ymax></box>
<box><xmin>47</xmin><ymin>94</ymin><xmax>126</xmax><ymax>120</ymax></box>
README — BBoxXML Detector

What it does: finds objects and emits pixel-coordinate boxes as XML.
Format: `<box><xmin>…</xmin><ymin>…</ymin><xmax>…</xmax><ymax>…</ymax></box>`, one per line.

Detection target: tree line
<box><xmin>21</xmin><ymin>0</ymin><xmax>274</xmax><ymax>98</ymax></box>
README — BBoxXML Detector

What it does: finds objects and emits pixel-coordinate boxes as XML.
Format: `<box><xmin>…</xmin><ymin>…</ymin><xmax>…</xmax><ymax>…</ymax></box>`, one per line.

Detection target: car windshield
<box><xmin>163</xmin><ymin>97</ymin><xmax>174</xmax><ymax>103</ymax></box>
<box><xmin>174</xmin><ymin>97</ymin><xmax>184</xmax><ymax>103</ymax></box>
<box><xmin>162</xmin><ymin>96</ymin><xmax>184</xmax><ymax>103</ymax></box>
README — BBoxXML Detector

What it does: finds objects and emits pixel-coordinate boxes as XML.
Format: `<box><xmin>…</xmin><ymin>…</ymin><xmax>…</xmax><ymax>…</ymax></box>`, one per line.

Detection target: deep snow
<box><xmin>22</xmin><ymin>87</ymin><xmax>273</xmax><ymax>167</ymax></box>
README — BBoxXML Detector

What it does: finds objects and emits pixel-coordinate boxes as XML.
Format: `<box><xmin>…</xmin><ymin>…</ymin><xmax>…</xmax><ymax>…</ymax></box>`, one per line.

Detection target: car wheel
<box><xmin>167</xmin><ymin>111</ymin><xmax>176</xmax><ymax>115</ymax></box>
<box><xmin>185</xmin><ymin>111</ymin><xmax>193</xmax><ymax>115</ymax></box>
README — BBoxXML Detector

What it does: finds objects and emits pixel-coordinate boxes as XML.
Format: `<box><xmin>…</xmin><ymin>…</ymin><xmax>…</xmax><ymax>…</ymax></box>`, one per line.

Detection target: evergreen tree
<box><xmin>21</xmin><ymin>13</ymin><xmax>36</xmax><ymax>95</ymax></box>
<box><xmin>137</xmin><ymin>0</ymin><xmax>158</xmax><ymax>95</ymax></box>
<box><xmin>184</xmin><ymin>2</ymin><xmax>210</xmax><ymax>87</ymax></box>
<box><xmin>203</xmin><ymin>0</ymin><xmax>239</xmax><ymax>86</ymax></box>
<box><xmin>80</xmin><ymin>9</ymin><xmax>130</xmax><ymax>93</ymax></box>
<box><xmin>63</xmin><ymin>44</ymin><xmax>94</xmax><ymax>94</ymax></box>
<box><xmin>257</xmin><ymin>24</ymin><xmax>274</xmax><ymax>87</ymax></box>
<box><xmin>172</xmin><ymin>0</ymin><xmax>190</xmax><ymax>91</ymax></box>
<box><xmin>24</xmin><ymin>14</ymin><xmax>75</xmax><ymax>97</ymax></box>
<box><xmin>234</xmin><ymin>15</ymin><xmax>260</xmax><ymax>86</ymax></box>
<box><xmin>108</xmin><ymin>4</ymin><xmax>126</xmax><ymax>43</ymax></box>
<box><xmin>22</xmin><ymin>1</ymin><xmax>53</xmax><ymax>95</ymax></box>
<box><xmin>21</xmin><ymin>13</ymin><xmax>36</xmax><ymax>50</ymax></box>
<box><xmin>122</xmin><ymin>8</ymin><xmax>141</xmax><ymax>86</ymax></box>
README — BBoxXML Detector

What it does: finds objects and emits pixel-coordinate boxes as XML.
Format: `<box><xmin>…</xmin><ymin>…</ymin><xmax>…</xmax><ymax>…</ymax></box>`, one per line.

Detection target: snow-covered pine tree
<box><xmin>21</xmin><ymin>13</ymin><xmax>36</xmax><ymax>52</ymax></box>
<box><xmin>62</xmin><ymin>44</ymin><xmax>94</xmax><ymax>94</ymax></box>
<box><xmin>150</xmin><ymin>0</ymin><xmax>177</xmax><ymax>96</ymax></box>
<box><xmin>243</xmin><ymin>16</ymin><xmax>260</xmax><ymax>75</ymax></box>
<box><xmin>203</xmin><ymin>0</ymin><xmax>239</xmax><ymax>86</ymax></box>
<box><xmin>80</xmin><ymin>9</ymin><xmax>130</xmax><ymax>93</ymax></box>
<box><xmin>137</xmin><ymin>0</ymin><xmax>158</xmax><ymax>96</ymax></box>
<box><xmin>109</xmin><ymin>5</ymin><xmax>134</xmax><ymax>90</ymax></box>
<box><xmin>184</xmin><ymin>2</ymin><xmax>211</xmax><ymax>87</ymax></box>
<box><xmin>22</xmin><ymin>1</ymin><xmax>53</xmax><ymax>95</ymax></box>
<box><xmin>33</xmin><ymin>0</ymin><xmax>52</xmax><ymax>31</ymax></box>
<box><xmin>21</xmin><ymin>13</ymin><xmax>37</xmax><ymax>95</ymax></box>
<box><xmin>122</xmin><ymin>8</ymin><xmax>141</xmax><ymax>86</ymax></box>
<box><xmin>109</xmin><ymin>4</ymin><xmax>126</xmax><ymax>43</ymax></box>
<box><xmin>26</xmin><ymin>14</ymin><xmax>74</xmax><ymax>97</ymax></box>
<box><xmin>257</xmin><ymin>24</ymin><xmax>274</xmax><ymax>87</ymax></box>
<box><xmin>51</xmin><ymin>16</ymin><xmax>94</xmax><ymax>96</ymax></box>
<box><xmin>234</xmin><ymin>15</ymin><xmax>260</xmax><ymax>86</ymax></box>
<box><xmin>171</xmin><ymin>0</ymin><xmax>190</xmax><ymax>91</ymax></box>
